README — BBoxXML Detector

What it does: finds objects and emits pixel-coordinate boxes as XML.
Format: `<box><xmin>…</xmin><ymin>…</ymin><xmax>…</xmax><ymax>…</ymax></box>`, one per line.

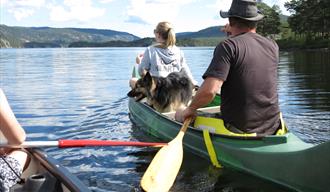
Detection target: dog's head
<box><xmin>127</xmin><ymin>72</ymin><xmax>155</xmax><ymax>101</ymax></box>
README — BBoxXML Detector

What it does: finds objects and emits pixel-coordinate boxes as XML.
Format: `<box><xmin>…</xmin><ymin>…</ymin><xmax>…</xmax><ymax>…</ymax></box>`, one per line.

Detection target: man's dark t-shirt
<box><xmin>203</xmin><ymin>32</ymin><xmax>280</xmax><ymax>135</ymax></box>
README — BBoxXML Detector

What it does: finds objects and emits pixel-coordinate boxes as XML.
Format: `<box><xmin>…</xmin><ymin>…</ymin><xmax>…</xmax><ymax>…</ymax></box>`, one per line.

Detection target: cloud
<box><xmin>206</xmin><ymin>0</ymin><xmax>232</xmax><ymax>25</ymax></box>
<box><xmin>49</xmin><ymin>0</ymin><xmax>105</xmax><ymax>22</ymax></box>
<box><xmin>3</xmin><ymin>0</ymin><xmax>45</xmax><ymax>21</ymax></box>
<box><xmin>99</xmin><ymin>0</ymin><xmax>116</xmax><ymax>3</ymax></box>
<box><xmin>8</xmin><ymin>8</ymin><xmax>35</xmax><ymax>21</ymax></box>
<box><xmin>7</xmin><ymin>0</ymin><xmax>45</xmax><ymax>8</ymax></box>
<box><xmin>214</xmin><ymin>0</ymin><xmax>232</xmax><ymax>12</ymax></box>
<box><xmin>126</xmin><ymin>0</ymin><xmax>196</xmax><ymax>25</ymax></box>
<box><xmin>126</xmin><ymin>16</ymin><xmax>149</xmax><ymax>25</ymax></box>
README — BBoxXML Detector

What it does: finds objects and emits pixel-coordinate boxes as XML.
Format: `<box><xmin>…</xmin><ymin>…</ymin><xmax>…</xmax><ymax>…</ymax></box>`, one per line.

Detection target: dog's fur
<box><xmin>127</xmin><ymin>71</ymin><xmax>193</xmax><ymax>113</ymax></box>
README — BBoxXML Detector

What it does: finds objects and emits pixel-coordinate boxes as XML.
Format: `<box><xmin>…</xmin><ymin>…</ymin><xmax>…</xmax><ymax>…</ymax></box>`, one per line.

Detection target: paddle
<box><xmin>0</xmin><ymin>139</ymin><xmax>167</xmax><ymax>148</ymax></box>
<box><xmin>141</xmin><ymin>118</ymin><xmax>192</xmax><ymax>192</ymax></box>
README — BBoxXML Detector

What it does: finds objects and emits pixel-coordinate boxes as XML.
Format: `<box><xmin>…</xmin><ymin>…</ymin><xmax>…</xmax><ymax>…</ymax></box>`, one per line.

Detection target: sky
<box><xmin>0</xmin><ymin>0</ymin><xmax>291</xmax><ymax>38</ymax></box>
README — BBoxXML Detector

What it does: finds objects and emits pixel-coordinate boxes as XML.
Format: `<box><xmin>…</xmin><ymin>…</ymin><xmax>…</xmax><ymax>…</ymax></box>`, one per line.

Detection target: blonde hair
<box><xmin>155</xmin><ymin>21</ymin><xmax>176</xmax><ymax>48</ymax></box>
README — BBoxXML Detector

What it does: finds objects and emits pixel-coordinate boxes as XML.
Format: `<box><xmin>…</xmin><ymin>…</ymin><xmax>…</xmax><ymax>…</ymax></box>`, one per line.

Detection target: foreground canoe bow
<box><xmin>10</xmin><ymin>148</ymin><xmax>90</xmax><ymax>192</ymax></box>
<box><xmin>4</xmin><ymin>140</ymin><xmax>166</xmax><ymax>191</ymax></box>
<box><xmin>128</xmin><ymin>97</ymin><xmax>330</xmax><ymax>192</ymax></box>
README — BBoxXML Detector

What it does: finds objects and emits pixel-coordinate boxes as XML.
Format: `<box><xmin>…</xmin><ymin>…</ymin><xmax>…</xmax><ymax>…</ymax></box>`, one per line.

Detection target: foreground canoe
<box><xmin>128</xmin><ymin>98</ymin><xmax>330</xmax><ymax>192</ymax></box>
<box><xmin>11</xmin><ymin>148</ymin><xmax>90</xmax><ymax>192</ymax></box>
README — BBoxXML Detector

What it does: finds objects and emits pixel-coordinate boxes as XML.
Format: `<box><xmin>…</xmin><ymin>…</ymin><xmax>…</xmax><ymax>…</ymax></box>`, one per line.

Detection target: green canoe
<box><xmin>128</xmin><ymin>97</ymin><xmax>330</xmax><ymax>192</ymax></box>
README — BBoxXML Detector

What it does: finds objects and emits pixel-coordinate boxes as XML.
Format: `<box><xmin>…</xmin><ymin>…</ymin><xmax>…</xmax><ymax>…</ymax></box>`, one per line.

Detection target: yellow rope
<box><xmin>203</xmin><ymin>129</ymin><xmax>222</xmax><ymax>168</ymax></box>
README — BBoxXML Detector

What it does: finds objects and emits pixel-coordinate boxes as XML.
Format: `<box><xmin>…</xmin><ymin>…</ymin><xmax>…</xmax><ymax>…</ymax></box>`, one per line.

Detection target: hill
<box><xmin>0</xmin><ymin>25</ymin><xmax>140</xmax><ymax>48</ymax></box>
<box><xmin>69</xmin><ymin>26</ymin><xmax>227</xmax><ymax>47</ymax></box>
<box><xmin>0</xmin><ymin>25</ymin><xmax>226</xmax><ymax>48</ymax></box>
<box><xmin>177</xmin><ymin>26</ymin><xmax>226</xmax><ymax>39</ymax></box>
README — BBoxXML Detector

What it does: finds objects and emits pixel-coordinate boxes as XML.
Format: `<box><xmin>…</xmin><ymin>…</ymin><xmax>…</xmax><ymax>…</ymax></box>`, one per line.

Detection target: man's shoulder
<box><xmin>215</xmin><ymin>38</ymin><xmax>236</xmax><ymax>51</ymax></box>
<box><xmin>231</xmin><ymin>32</ymin><xmax>278</xmax><ymax>48</ymax></box>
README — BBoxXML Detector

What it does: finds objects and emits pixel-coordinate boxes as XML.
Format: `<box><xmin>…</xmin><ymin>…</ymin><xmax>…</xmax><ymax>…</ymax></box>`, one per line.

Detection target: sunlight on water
<box><xmin>1</xmin><ymin>48</ymin><xmax>329</xmax><ymax>191</ymax></box>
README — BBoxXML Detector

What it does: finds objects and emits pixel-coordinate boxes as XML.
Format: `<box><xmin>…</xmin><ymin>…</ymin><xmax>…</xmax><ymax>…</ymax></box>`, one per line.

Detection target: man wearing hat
<box><xmin>176</xmin><ymin>0</ymin><xmax>281</xmax><ymax>135</ymax></box>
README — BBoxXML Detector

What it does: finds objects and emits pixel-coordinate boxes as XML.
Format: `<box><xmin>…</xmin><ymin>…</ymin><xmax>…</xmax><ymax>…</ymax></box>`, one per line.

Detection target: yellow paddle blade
<box><xmin>141</xmin><ymin>137</ymin><xmax>183</xmax><ymax>192</ymax></box>
<box><xmin>141</xmin><ymin>118</ymin><xmax>191</xmax><ymax>192</ymax></box>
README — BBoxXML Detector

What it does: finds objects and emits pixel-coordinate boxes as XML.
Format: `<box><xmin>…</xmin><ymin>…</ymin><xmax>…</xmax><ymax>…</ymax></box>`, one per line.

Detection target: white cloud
<box><xmin>49</xmin><ymin>0</ymin><xmax>105</xmax><ymax>22</ymax></box>
<box><xmin>3</xmin><ymin>0</ymin><xmax>45</xmax><ymax>21</ymax></box>
<box><xmin>126</xmin><ymin>0</ymin><xmax>196</xmax><ymax>25</ymax></box>
<box><xmin>214</xmin><ymin>0</ymin><xmax>232</xmax><ymax>11</ymax></box>
<box><xmin>13</xmin><ymin>0</ymin><xmax>45</xmax><ymax>8</ymax></box>
<box><xmin>210</xmin><ymin>0</ymin><xmax>232</xmax><ymax>25</ymax></box>
<box><xmin>9</xmin><ymin>8</ymin><xmax>35</xmax><ymax>21</ymax></box>
<box><xmin>99</xmin><ymin>0</ymin><xmax>116</xmax><ymax>3</ymax></box>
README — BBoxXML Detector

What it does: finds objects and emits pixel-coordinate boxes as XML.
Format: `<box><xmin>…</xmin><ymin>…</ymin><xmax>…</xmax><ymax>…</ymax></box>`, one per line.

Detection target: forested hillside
<box><xmin>0</xmin><ymin>25</ymin><xmax>139</xmax><ymax>48</ymax></box>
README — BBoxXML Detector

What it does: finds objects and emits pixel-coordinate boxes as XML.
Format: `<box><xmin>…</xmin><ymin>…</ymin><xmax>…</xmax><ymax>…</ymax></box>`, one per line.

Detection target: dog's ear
<box><xmin>143</xmin><ymin>72</ymin><xmax>153</xmax><ymax>87</ymax></box>
<box><xmin>127</xmin><ymin>90</ymin><xmax>135</xmax><ymax>97</ymax></box>
<box><xmin>144</xmin><ymin>72</ymin><xmax>152</xmax><ymax>80</ymax></box>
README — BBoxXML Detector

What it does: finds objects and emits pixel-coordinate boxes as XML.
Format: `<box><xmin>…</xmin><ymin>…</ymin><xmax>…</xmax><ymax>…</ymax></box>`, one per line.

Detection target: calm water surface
<box><xmin>0</xmin><ymin>47</ymin><xmax>329</xmax><ymax>192</ymax></box>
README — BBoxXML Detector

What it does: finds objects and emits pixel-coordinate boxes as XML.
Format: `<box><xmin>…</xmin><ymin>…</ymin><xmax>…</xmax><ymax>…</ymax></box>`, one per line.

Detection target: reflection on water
<box><xmin>285</xmin><ymin>50</ymin><xmax>330</xmax><ymax>108</ymax></box>
<box><xmin>278</xmin><ymin>50</ymin><xmax>330</xmax><ymax>143</ymax></box>
<box><xmin>0</xmin><ymin>48</ymin><xmax>329</xmax><ymax>191</ymax></box>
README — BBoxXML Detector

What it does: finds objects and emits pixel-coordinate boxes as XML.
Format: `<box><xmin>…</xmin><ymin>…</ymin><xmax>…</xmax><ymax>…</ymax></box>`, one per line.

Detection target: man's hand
<box><xmin>222</xmin><ymin>23</ymin><xmax>232</xmax><ymax>37</ymax></box>
<box><xmin>175</xmin><ymin>106</ymin><xmax>197</xmax><ymax>123</ymax></box>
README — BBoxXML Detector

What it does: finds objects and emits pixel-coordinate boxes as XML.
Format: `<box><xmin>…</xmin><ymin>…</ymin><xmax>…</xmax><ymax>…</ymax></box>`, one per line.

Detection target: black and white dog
<box><xmin>127</xmin><ymin>71</ymin><xmax>193</xmax><ymax>113</ymax></box>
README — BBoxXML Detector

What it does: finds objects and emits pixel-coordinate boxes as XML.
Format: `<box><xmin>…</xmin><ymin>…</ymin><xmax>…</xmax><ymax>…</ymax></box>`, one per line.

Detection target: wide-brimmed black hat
<box><xmin>220</xmin><ymin>0</ymin><xmax>264</xmax><ymax>21</ymax></box>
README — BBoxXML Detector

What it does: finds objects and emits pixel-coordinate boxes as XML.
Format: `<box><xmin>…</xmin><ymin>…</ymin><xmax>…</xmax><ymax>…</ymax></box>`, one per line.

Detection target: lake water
<box><xmin>0</xmin><ymin>47</ymin><xmax>329</xmax><ymax>192</ymax></box>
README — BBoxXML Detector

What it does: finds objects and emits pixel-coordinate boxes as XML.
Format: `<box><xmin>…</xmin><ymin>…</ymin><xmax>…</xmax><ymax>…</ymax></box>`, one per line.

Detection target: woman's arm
<box><xmin>138</xmin><ymin>48</ymin><xmax>151</xmax><ymax>77</ymax></box>
<box><xmin>0</xmin><ymin>89</ymin><xmax>26</xmax><ymax>144</ymax></box>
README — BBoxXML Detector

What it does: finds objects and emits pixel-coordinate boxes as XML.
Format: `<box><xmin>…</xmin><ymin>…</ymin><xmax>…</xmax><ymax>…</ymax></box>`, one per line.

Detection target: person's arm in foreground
<box><xmin>0</xmin><ymin>89</ymin><xmax>28</xmax><ymax>174</ymax></box>
<box><xmin>175</xmin><ymin>77</ymin><xmax>223</xmax><ymax>121</ymax></box>
<box><xmin>0</xmin><ymin>89</ymin><xmax>26</xmax><ymax>145</ymax></box>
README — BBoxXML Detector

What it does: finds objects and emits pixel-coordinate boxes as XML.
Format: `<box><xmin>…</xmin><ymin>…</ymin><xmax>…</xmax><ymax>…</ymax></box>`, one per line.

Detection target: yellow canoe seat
<box><xmin>194</xmin><ymin>116</ymin><xmax>257</xmax><ymax>137</ymax></box>
<box><xmin>194</xmin><ymin>113</ymin><xmax>288</xmax><ymax>137</ymax></box>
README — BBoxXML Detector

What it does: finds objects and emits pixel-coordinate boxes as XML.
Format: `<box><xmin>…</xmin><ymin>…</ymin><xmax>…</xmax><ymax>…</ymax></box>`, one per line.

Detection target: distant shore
<box><xmin>276</xmin><ymin>38</ymin><xmax>330</xmax><ymax>51</ymax></box>
<box><xmin>1</xmin><ymin>39</ymin><xmax>329</xmax><ymax>51</ymax></box>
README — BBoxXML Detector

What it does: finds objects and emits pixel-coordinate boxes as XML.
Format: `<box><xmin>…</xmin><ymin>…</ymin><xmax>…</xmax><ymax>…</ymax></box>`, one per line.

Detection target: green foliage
<box><xmin>68</xmin><ymin>38</ymin><xmax>154</xmax><ymax>47</ymax></box>
<box><xmin>257</xmin><ymin>2</ymin><xmax>281</xmax><ymax>37</ymax></box>
<box><xmin>277</xmin><ymin>37</ymin><xmax>330</xmax><ymax>50</ymax></box>
<box><xmin>285</xmin><ymin>0</ymin><xmax>330</xmax><ymax>40</ymax></box>
<box><xmin>68</xmin><ymin>37</ymin><xmax>223</xmax><ymax>48</ymax></box>
<box><xmin>24</xmin><ymin>42</ymin><xmax>61</xmax><ymax>48</ymax></box>
<box><xmin>279</xmin><ymin>21</ymin><xmax>294</xmax><ymax>40</ymax></box>
<box><xmin>276</xmin><ymin>0</ymin><xmax>330</xmax><ymax>49</ymax></box>
<box><xmin>0</xmin><ymin>24</ymin><xmax>139</xmax><ymax>48</ymax></box>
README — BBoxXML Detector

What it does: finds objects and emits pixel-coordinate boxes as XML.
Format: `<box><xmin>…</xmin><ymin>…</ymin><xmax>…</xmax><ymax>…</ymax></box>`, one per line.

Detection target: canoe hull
<box><xmin>129</xmin><ymin>98</ymin><xmax>330</xmax><ymax>192</ymax></box>
<box><xmin>11</xmin><ymin>148</ymin><xmax>90</xmax><ymax>192</ymax></box>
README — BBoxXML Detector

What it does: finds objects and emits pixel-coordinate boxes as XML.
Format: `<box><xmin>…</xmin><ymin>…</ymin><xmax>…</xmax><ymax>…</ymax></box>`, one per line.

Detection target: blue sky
<box><xmin>0</xmin><ymin>0</ymin><xmax>290</xmax><ymax>38</ymax></box>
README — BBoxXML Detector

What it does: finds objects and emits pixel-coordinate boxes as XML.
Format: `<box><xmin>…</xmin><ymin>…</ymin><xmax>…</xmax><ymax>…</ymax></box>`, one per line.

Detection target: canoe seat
<box><xmin>194</xmin><ymin>114</ymin><xmax>288</xmax><ymax>138</ymax></box>
<box><xmin>194</xmin><ymin>116</ymin><xmax>257</xmax><ymax>137</ymax></box>
<box><xmin>162</xmin><ymin>106</ymin><xmax>220</xmax><ymax>119</ymax></box>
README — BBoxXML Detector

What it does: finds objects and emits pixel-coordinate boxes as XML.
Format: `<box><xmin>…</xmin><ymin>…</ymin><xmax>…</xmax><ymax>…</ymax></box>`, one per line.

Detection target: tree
<box><xmin>285</xmin><ymin>0</ymin><xmax>329</xmax><ymax>39</ymax></box>
<box><xmin>257</xmin><ymin>2</ymin><xmax>281</xmax><ymax>37</ymax></box>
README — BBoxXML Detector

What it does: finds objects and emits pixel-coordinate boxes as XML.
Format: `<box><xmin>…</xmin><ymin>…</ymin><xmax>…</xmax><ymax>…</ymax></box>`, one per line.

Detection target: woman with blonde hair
<box><xmin>130</xmin><ymin>21</ymin><xmax>196</xmax><ymax>88</ymax></box>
